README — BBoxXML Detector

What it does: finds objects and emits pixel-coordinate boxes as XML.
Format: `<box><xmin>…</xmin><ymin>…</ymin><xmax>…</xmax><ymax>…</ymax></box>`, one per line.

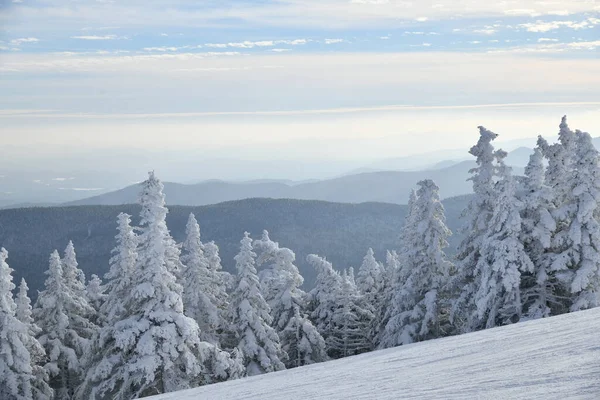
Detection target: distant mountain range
<box><xmin>65</xmin><ymin>161</ymin><xmax>523</xmax><ymax>207</ymax></box>
<box><xmin>0</xmin><ymin>197</ymin><xmax>470</xmax><ymax>299</ymax></box>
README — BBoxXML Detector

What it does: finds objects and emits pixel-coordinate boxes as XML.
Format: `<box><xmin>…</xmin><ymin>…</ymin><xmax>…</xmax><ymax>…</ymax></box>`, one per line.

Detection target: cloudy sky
<box><xmin>1</xmin><ymin>0</ymin><xmax>600</xmax><ymax>164</ymax></box>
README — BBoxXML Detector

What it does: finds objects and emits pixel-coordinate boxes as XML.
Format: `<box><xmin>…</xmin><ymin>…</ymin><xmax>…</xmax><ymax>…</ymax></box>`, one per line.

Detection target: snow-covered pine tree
<box><xmin>306</xmin><ymin>254</ymin><xmax>343</xmax><ymax>349</ymax></box>
<box><xmin>327</xmin><ymin>270</ymin><xmax>373</xmax><ymax>358</ymax></box>
<box><xmin>374</xmin><ymin>250</ymin><xmax>400</xmax><ymax>348</ymax></box>
<box><xmin>228</xmin><ymin>232</ymin><xmax>286</xmax><ymax>375</ymax></box>
<box><xmin>253</xmin><ymin>231</ymin><xmax>327</xmax><ymax>368</ymax></box>
<box><xmin>471</xmin><ymin>158</ymin><xmax>534</xmax><ymax>329</ymax></box>
<box><xmin>61</xmin><ymin>241</ymin><xmax>86</xmax><ymax>298</ymax></box>
<box><xmin>449</xmin><ymin>126</ymin><xmax>504</xmax><ymax>333</ymax></box>
<box><xmin>381</xmin><ymin>180</ymin><xmax>453</xmax><ymax>346</ymax></box>
<box><xmin>564</xmin><ymin>130</ymin><xmax>600</xmax><ymax>311</ymax></box>
<box><xmin>203</xmin><ymin>240</ymin><xmax>232</xmax><ymax>346</ymax></box>
<box><xmin>181</xmin><ymin>213</ymin><xmax>221</xmax><ymax>344</ymax></box>
<box><xmin>14</xmin><ymin>278</ymin><xmax>53</xmax><ymax>400</ymax></box>
<box><xmin>519</xmin><ymin>147</ymin><xmax>559</xmax><ymax>319</ymax></box>
<box><xmin>356</xmin><ymin>248</ymin><xmax>383</xmax><ymax>347</ymax></box>
<box><xmin>79</xmin><ymin>172</ymin><xmax>237</xmax><ymax>399</ymax></box>
<box><xmin>85</xmin><ymin>275</ymin><xmax>106</xmax><ymax>319</ymax></box>
<box><xmin>0</xmin><ymin>249</ymin><xmax>52</xmax><ymax>400</ymax></box>
<box><xmin>34</xmin><ymin>250</ymin><xmax>94</xmax><ymax>399</ymax></box>
<box><xmin>98</xmin><ymin>212</ymin><xmax>137</xmax><ymax>326</ymax></box>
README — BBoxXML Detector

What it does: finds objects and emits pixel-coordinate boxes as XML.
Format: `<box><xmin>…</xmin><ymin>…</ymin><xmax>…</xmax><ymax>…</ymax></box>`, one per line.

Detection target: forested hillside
<box><xmin>0</xmin><ymin>197</ymin><xmax>468</xmax><ymax>299</ymax></box>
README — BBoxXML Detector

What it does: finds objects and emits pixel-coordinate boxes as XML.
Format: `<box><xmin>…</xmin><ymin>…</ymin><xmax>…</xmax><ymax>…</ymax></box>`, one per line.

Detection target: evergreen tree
<box><xmin>519</xmin><ymin>147</ymin><xmax>558</xmax><ymax>319</ymax></box>
<box><xmin>356</xmin><ymin>248</ymin><xmax>383</xmax><ymax>347</ymax></box>
<box><xmin>327</xmin><ymin>270</ymin><xmax>373</xmax><ymax>358</ymax></box>
<box><xmin>565</xmin><ymin>130</ymin><xmax>600</xmax><ymax>311</ymax></box>
<box><xmin>471</xmin><ymin>160</ymin><xmax>533</xmax><ymax>329</ymax></box>
<box><xmin>381</xmin><ymin>180</ymin><xmax>453</xmax><ymax>346</ymax></box>
<box><xmin>374</xmin><ymin>250</ymin><xmax>400</xmax><ymax>348</ymax></box>
<box><xmin>254</xmin><ymin>231</ymin><xmax>327</xmax><ymax>368</ymax></box>
<box><xmin>86</xmin><ymin>275</ymin><xmax>106</xmax><ymax>318</ymax></box>
<box><xmin>61</xmin><ymin>241</ymin><xmax>86</xmax><ymax>297</ymax></box>
<box><xmin>79</xmin><ymin>172</ymin><xmax>236</xmax><ymax>399</ymax></box>
<box><xmin>203</xmin><ymin>241</ymin><xmax>232</xmax><ymax>346</ymax></box>
<box><xmin>15</xmin><ymin>278</ymin><xmax>53</xmax><ymax>400</ymax></box>
<box><xmin>449</xmin><ymin>126</ymin><xmax>504</xmax><ymax>333</ymax></box>
<box><xmin>34</xmin><ymin>250</ymin><xmax>94</xmax><ymax>399</ymax></box>
<box><xmin>181</xmin><ymin>213</ymin><xmax>220</xmax><ymax>344</ymax></box>
<box><xmin>0</xmin><ymin>249</ymin><xmax>52</xmax><ymax>400</ymax></box>
<box><xmin>98</xmin><ymin>213</ymin><xmax>138</xmax><ymax>326</ymax></box>
<box><xmin>228</xmin><ymin>232</ymin><xmax>286</xmax><ymax>376</ymax></box>
<box><xmin>306</xmin><ymin>255</ymin><xmax>343</xmax><ymax>347</ymax></box>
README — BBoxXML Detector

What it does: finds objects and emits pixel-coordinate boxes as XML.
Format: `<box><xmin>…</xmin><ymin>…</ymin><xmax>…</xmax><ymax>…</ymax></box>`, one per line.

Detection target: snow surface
<box><xmin>151</xmin><ymin>308</ymin><xmax>600</xmax><ymax>399</ymax></box>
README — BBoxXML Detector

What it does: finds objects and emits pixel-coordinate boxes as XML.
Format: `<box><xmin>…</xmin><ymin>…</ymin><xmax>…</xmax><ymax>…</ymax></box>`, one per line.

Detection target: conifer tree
<box><xmin>1</xmin><ymin>249</ymin><xmax>52</xmax><ymax>400</ymax></box>
<box><xmin>181</xmin><ymin>213</ymin><xmax>220</xmax><ymax>344</ymax></box>
<box><xmin>327</xmin><ymin>270</ymin><xmax>373</xmax><ymax>358</ymax></box>
<box><xmin>85</xmin><ymin>275</ymin><xmax>106</xmax><ymax>318</ymax></box>
<box><xmin>228</xmin><ymin>232</ymin><xmax>286</xmax><ymax>375</ymax></box>
<box><xmin>34</xmin><ymin>250</ymin><xmax>94</xmax><ymax>399</ymax></box>
<box><xmin>449</xmin><ymin>126</ymin><xmax>504</xmax><ymax>333</ymax></box>
<box><xmin>254</xmin><ymin>231</ymin><xmax>327</xmax><ymax>368</ymax></box>
<box><xmin>519</xmin><ymin>147</ymin><xmax>558</xmax><ymax>319</ymax></box>
<box><xmin>374</xmin><ymin>250</ymin><xmax>400</xmax><ymax>348</ymax></box>
<box><xmin>15</xmin><ymin>278</ymin><xmax>53</xmax><ymax>400</ymax></box>
<box><xmin>356</xmin><ymin>248</ymin><xmax>383</xmax><ymax>346</ymax></box>
<box><xmin>471</xmin><ymin>160</ymin><xmax>533</xmax><ymax>329</ymax></box>
<box><xmin>79</xmin><ymin>172</ymin><xmax>237</xmax><ymax>399</ymax></box>
<box><xmin>381</xmin><ymin>180</ymin><xmax>453</xmax><ymax>346</ymax></box>
<box><xmin>306</xmin><ymin>255</ymin><xmax>343</xmax><ymax>347</ymax></box>
<box><xmin>98</xmin><ymin>212</ymin><xmax>138</xmax><ymax>326</ymax></box>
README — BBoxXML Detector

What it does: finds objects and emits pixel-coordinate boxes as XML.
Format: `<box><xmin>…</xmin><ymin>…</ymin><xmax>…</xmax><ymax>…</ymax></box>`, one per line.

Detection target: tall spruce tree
<box><xmin>181</xmin><ymin>213</ymin><xmax>221</xmax><ymax>344</ymax></box>
<box><xmin>381</xmin><ymin>180</ymin><xmax>453</xmax><ymax>346</ymax></box>
<box><xmin>228</xmin><ymin>232</ymin><xmax>286</xmax><ymax>376</ymax></box>
<box><xmin>1</xmin><ymin>249</ymin><xmax>52</xmax><ymax>400</ymax></box>
<box><xmin>79</xmin><ymin>172</ymin><xmax>236</xmax><ymax>399</ymax></box>
<box><xmin>519</xmin><ymin>147</ymin><xmax>558</xmax><ymax>319</ymax></box>
<box><xmin>253</xmin><ymin>231</ymin><xmax>327</xmax><ymax>368</ymax></box>
<box><xmin>34</xmin><ymin>250</ymin><xmax>94</xmax><ymax>399</ymax></box>
<box><xmin>471</xmin><ymin>160</ymin><xmax>533</xmax><ymax>329</ymax></box>
<box><xmin>449</xmin><ymin>126</ymin><xmax>504</xmax><ymax>333</ymax></box>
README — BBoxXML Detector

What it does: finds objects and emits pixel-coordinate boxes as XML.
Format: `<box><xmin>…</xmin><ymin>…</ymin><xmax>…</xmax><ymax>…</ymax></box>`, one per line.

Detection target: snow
<box><xmin>151</xmin><ymin>308</ymin><xmax>600</xmax><ymax>399</ymax></box>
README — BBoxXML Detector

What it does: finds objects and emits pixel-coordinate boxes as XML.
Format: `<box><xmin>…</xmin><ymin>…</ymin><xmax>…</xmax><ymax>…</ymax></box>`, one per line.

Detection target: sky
<box><xmin>1</xmin><ymin>0</ymin><xmax>600</xmax><ymax>166</ymax></box>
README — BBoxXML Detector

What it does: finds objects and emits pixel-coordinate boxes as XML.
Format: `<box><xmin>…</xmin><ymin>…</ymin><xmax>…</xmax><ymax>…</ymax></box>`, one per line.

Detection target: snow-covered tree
<box><xmin>562</xmin><ymin>130</ymin><xmax>600</xmax><ymax>311</ymax></box>
<box><xmin>253</xmin><ymin>231</ymin><xmax>327</xmax><ymax>368</ymax></box>
<box><xmin>306</xmin><ymin>255</ymin><xmax>343</xmax><ymax>346</ymax></box>
<box><xmin>98</xmin><ymin>212</ymin><xmax>138</xmax><ymax>326</ymax></box>
<box><xmin>519</xmin><ymin>147</ymin><xmax>558</xmax><ymax>319</ymax></box>
<box><xmin>61</xmin><ymin>241</ymin><xmax>86</xmax><ymax>297</ymax></box>
<box><xmin>0</xmin><ymin>249</ymin><xmax>52</xmax><ymax>400</ymax></box>
<box><xmin>470</xmin><ymin>160</ymin><xmax>533</xmax><ymax>330</ymax></box>
<box><xmin>79</xmin><ymin>172</ymin><xmax>237</xmax><ymax>399</ymax></box>
<box><xmin>181</xmin><ymin>213</ymin><xmax>220</xmax><ymax>344</ymax></box>
<box><xmin>14</xmin><ymin>278</ymin><xmax>53</xmax><ymax>400</ymax></box>
<box><xmin>449</xmin><ymin>126</ymin><xmax>504</xmax><ymax>333</ymax></box>
<box><xmin>228</xmin><ymin>232</ymin><xmax>286</xmax><ymax>375</ymax></box>
<box><xmin>85</xmin><ymin>275</ymin><xmax>106</xmax><ymax>317</ymax></box>
<box><xmin>374</xmin><ymin>250</ymin><xmax>400</xmax><ymax>348</ymax></box>
<box><xmin>34</xmin><ymin>250</ymin><xmax>95</xmax><ymax>399</ymax></box>
<box><xmin>356</xmin><ymin>248</ymin><xmax>383</xmax><ymax>346</ymax></box>
<box><xmin>381</xmin><ymin>180</ymin><xmax>453</xmax><ymax>346</ymax></box>
<box><xmin>327</xmin><ymin>270</ymin><xmax>373</xmax><ymax>358</ymax></box>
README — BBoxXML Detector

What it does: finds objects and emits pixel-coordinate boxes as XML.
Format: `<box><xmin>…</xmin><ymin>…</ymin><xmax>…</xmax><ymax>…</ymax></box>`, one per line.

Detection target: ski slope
<box><xmin>152</xmin><ymin>309</ymin><xmax>600</xmax><ymax>400</ymax></box>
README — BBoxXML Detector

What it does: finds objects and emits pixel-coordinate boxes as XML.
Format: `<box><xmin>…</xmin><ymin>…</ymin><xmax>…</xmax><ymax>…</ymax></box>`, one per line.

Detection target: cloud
<box><xmin>324</xmin><ymin>39</ymin><xmax>344</xmax><ymax>44</ymax></box>
<box><xmin>10</xmin><ymin>37</ymin><xmax>39</xmax><ymax>45</ymax></box>
<box><xmin>71</xmin><ymin>35</ymin><xmax>119</xmax><ymax>40</ymax></box>
<box><xmin>538</xmin><ymin>38</ymin><xmax>558</xmax><ymax>42</ymax></box>
<box><xmin>519</xmin><ymin>17</ymin><xmax>599</xmax><ymax>33</ymax></box>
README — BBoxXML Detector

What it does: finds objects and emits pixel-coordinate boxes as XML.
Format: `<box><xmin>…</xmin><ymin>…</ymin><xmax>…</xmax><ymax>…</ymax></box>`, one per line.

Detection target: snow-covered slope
<box><xmin>152</xmin><ymin>309</ymin><xmax>600</xmax><ymax>399</ymax></box>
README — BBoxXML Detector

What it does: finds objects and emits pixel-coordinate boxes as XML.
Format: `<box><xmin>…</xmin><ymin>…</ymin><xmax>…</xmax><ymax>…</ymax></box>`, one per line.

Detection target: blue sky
<box><xmin>1</xmin><ymin>0</ymin><xmax>599</xmax><ymax>160</ymax></box>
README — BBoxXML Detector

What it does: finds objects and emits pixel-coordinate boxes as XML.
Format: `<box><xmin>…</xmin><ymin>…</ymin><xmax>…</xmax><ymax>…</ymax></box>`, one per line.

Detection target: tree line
<box><xmin>1</xmin><ymin>116</ymin><xmax>598</xmax><ymax>399</ymax></box>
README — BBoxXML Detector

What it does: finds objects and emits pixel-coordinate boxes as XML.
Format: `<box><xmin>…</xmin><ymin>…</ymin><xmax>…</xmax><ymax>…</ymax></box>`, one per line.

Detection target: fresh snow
<box><xmin>151</xmin><ymin>308</ymin><xmax>600</xmax><ymax>399</ymax></box>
